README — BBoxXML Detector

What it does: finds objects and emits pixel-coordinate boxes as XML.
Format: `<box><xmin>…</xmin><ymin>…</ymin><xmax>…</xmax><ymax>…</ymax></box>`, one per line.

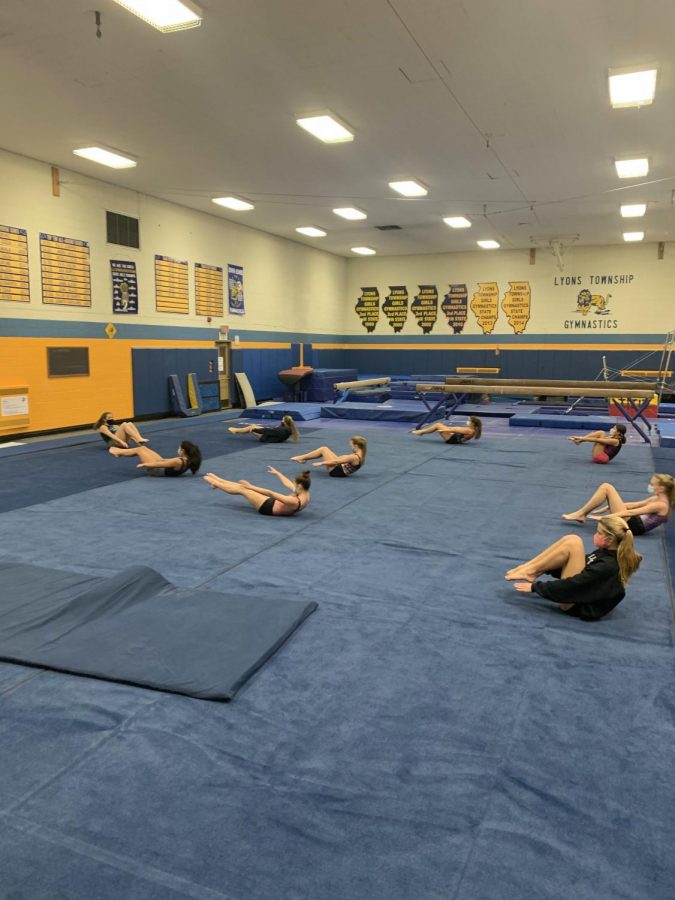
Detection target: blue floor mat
<box><xmin>0</xmin><ymin>562</ymin><xmax>317</xmax><ymax>700</ymax></box>
<box><xmin>0</xmin><ymin>423</ymin><xmax>674</xmax><ymax>900</ymax></box>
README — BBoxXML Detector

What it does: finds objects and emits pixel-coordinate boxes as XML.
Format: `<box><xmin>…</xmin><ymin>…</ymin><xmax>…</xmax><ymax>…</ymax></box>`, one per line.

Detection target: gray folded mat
<box><xmin>0</xmin><ymin>562</ymin><xmax>317</xmax><ymax>700</ymax></box>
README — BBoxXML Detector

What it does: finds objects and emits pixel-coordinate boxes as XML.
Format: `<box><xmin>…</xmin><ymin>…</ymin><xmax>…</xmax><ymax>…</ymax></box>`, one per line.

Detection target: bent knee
<box><xmin>562</xmin><ymin>534</ymin><xmax>584</xmax><ymax>549</ymax></box>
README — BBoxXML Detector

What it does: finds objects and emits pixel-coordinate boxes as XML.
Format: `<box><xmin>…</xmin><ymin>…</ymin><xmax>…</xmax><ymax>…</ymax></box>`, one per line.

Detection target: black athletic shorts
<box><xmin>627</xmin><ymin>515</ymin><xmax>646</xmax><ymax>536</ymax></box>
<box><xmin>444</xmin><ymin>432</ymin><xmax>465</xmax><ymax>445</ymax></box>
<box><xmin>258</xmin><ymin>497</ymin><xmax>276</xmax><ymax>516</ymax></box>
<box><xmin>328</xmin><ymin>465</ymin><xmax>347</xmax><ymax>478</ymax></box>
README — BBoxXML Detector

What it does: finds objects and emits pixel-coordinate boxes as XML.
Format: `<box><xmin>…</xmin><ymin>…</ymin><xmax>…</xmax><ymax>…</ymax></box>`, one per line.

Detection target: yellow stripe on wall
<box><xmin>312</xmin><ymin>342</ymin><xmax>664</xmax><ymax>352</ymax></box>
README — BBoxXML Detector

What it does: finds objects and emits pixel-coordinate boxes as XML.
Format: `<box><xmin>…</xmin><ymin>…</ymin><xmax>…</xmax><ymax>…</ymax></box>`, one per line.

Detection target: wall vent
<box><xmin>375</xmin><ymin>225</ymin><xmax>402</xmax><ymax>231</ymax></box>
<box><xmin>106</xmin><ymin>211</ymin><xmax>140</xmax><ymax>249</ymax></box>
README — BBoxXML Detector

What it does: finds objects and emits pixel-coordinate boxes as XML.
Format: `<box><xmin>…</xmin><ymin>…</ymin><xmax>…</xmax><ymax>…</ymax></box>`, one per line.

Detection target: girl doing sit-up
<box><xmin>568</xmin><ymin>424</ymin><xmax>626</xmax><ymax>464</ymax></box>
<box><xmin>291</xmin><ymin>436</ymin><xmax>367</xmax><ymax>477</ymax></box>
<box><xmin>109</xmin><ymin>441</ymin><xmax>202</xmax><ymax>476</ymax></box>
<box><xmin>411</xmin><ymin>416</ymin><xmax>482</xmax><ymax>444</ymax></box>
<box><xmin>506</xmin><ymin>515</ymin><xmax>642</xmax><ymax>621</ymax></box>
<box><xmin>94</xmin><ymin>411</ymin><xmax>149</xmax><ymax>448</ymax></box>
<box><xmin>228</xmin><ymin>415</ymin><xmax>299</xmax><ymax>443</ymax></box>
<box><xmin>204</xmin><ymin>466</ymin><xmax>310</xmax><ymax>516</ymax></box>
<box><xmin>562</xmin><ymin>473</ymin><xmax>675</xmax><ymax>536</ymax></box>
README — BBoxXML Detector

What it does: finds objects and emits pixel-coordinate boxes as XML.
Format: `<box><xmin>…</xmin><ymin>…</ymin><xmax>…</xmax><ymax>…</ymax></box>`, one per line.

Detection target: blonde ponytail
<box><xmin>599</xmin><ymin>515</ymin><xmax>642</xmax><ymax>586</ymax></box>
<box><xmin>282</xmin><ymin>415</ymin><xmax>299</xmax><ymax>442</ymax></box>
<box><xmin>653</xmin><ymin>473</ymin><xmax>675</xmax><ymax>516</ymax></box>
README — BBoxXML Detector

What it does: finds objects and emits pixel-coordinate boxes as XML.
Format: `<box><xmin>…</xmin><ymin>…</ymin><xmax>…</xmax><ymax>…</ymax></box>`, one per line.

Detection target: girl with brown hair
<box><xmin>291</xmin><ymin>436</ymin><xmax>367</xmax><ymax>478</ymax></box>
<box><xmin>410</xmin><ymin>416</ymin><xmax>482</xmax><ymax>444</ymax></box>
<box><xmin>568</xmin><ymin>424</ymin><xmax>626</xmax><ymax>464</ymax></box>
<box><xmin>109</xmin><ymin>441</ymin><xmax>202</xmax><ymax>476</ymax></box>
<box><xmin>203</xmin><ymin>466</ymin><xmax>310</xmax><ymax>516</ymax></box>
<box><xmin>228</xmin><ymin>415</ymin><xmax>299</xmax><ymax>443</ymax></box>
<box><xmin>94</xmin><ymin>411</ymin><xmax>149</xmax><ymax>449</ymax></box>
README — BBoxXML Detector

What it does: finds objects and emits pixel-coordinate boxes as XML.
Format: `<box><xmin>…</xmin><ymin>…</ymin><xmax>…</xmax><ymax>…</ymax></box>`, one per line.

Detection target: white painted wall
<box><xmin>346</xmin><ymin>244</ymin><xmax>675</xmax><ymax>336</ymax></box>
<box><xmin>0</xmin><ymin>148</ymin><xmax>348</xmax><ymax>334</ymax></box>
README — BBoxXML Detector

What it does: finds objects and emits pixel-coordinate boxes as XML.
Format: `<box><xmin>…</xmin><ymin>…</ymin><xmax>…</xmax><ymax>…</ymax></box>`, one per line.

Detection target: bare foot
<box><xmin>138</xmin><ymin>438</ymin><xmax>150</xmax><ymax>444</ymax></box>
<box><xmin>505</xmin><ymin>567</ymin><xmax>536</xmax><ymax>582</ymax></box>
<box><xmin>228</xmin><ymin>427</ymin><xmax>238</xmax><ymax>434</ymax></box>
<box><xmin>561</xmin><ymin>512</ymin><xmax>585</xmax><ymax>524</ymax></box>
<box><xmin>410</xmin><ymin>429</ymin><xmax>422</xmax><ymax>435</ymax></box>
<box><xmin>290</xmin><ymin>455</ymin><xmax>305</xmax><ymax>462</ymax></box>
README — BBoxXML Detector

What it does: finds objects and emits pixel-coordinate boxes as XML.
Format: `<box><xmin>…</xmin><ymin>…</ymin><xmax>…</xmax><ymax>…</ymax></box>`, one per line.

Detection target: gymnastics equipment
<box><xmin>333</xmin><ymin>377</ymin><xmax>391</xmax><ymax>404</ymax></box>
<box><xmin>415</xmin><ymin>381</ymin><xmax>657</xmax><ymax>442</ymax></box>
<box><xmin>0</xmin><ymin>562</ymin><xmax>318</xmax><ymax>701</ymax></box>
<box><xmin>235</xmin><ymin>372</ymin><xmax>257</xmax><ymax>409</ymax></box>
<box><xmin>278</xmin><ymin>365</ymin><xmax>313</xmax><ymax>402</ymax></box>
<box><xmin>169</xmin><ymin>373</ymin><xmax>202</xmax><ymax>417</ymax></box>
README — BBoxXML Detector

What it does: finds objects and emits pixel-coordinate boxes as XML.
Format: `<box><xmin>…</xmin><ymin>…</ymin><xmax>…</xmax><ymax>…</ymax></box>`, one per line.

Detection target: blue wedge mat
<box><xmin>0</xmin><ymin>562</ymin><xmax>317</xmax><ymax>700</ymax></box>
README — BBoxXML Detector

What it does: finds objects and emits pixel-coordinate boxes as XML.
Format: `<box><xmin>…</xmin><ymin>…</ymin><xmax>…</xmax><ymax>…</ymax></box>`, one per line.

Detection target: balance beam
<box><xmin>415</xmin><ymin>383</ymin><xmax>656</xmax><ymax>441</ymax></box>
<box><xmin>444</xmin><ymin>377</ymin><xmax>658</xmax><ymax>391</ymax></box>
<box><xmin>333</xmin><ymin>377</ymin><xmax>391</xmax><ymax>392</ymax></box>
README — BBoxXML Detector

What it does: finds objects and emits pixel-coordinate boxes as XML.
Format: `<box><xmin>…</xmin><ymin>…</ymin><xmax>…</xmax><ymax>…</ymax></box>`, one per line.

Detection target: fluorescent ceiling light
<box><xmin>212</xmin><ymin>196</ymin><xmax>254</xmax><ymax>211</ymax></box>
<box><xmin>296</xmin><ymin>226</ymin><xmax>326</xmax><ymax>237</ymax></box>
<box><xmin>620</xmin><ymin>203</ymin><xmax>646</xmax><ymax>218</ymax></box>
<box><xmin>111</xmin><ymin>0</ymin><xmax>202</xmax><ymax>32</ymax></box>
<box><xmin>389</xmin><ymin>179</ymin><xmax>428</xmax><ymax>197</ymax></box>
<box><xmin>615</xmin><ymin>157</ymin><xmax>649</xmax><ymax>178</ymax></box>
<box><xmin>351</xmin><ymin>246</ymin><xmax>376</xmax><ymax>255</ymax></box>
<box><xmin>73</xmin><ymin>146</ymin><xmax>137</xmax><ymax>169</ymax></box>
<box><xmin>623</xmin><ymin>231</ymin><xmax>644</xmax><ymax>242</ymax></box>
<box><xmin>296</xmin><ymin>114</ymin><xmax>354</xmax><ymax>143</ymax></box>
<box><xmin>609</xmin><ymin>67</ymin><xmax>657</xmax><ymax>108</ymax></box>
<box><xmin>443</xmin><ymin>216</ymin><xmax>471</xmax><ymax>228</ymax></box>
<box><xmin>333</xmin><ymin>207</ymin><xmax>367</xmax><ymax>220</ymax></box>
<box><xmin>477</xmin><ymin>240</ymin><xmax>500</xmax><ymax>249</ymax></box>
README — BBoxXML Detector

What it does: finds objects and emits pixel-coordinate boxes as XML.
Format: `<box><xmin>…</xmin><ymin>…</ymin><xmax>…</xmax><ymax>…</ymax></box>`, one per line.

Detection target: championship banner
<box><xmin>110</xmin><ymin>260</ymin><xmax>138</xmax><ymax>314</ymax></box>
<box><xmin>382</xmin><ymin>285</ymin><xmax>408</xmax><ymax>333</ymax></box>
<box><xmin>442</xmin><ymin>284</ymin><xmax>468</xmax><ymax>334</ymax></box>
<box><xmin>228</xmin><ymin>264</ymin><xmax>245</xmax><ymax>315</ymax></box>
<box><xmin>411</xmin><ymin>284</ymin><xmax>438</xmax><ymax>334</ymax></box>
<box><xmin>355</xmin><ymin>287</ymin><xmax>380</xmax><ymax>333</ymax></box>
<box><xmin>471</xmin><ymin>282</ymin><xmax>499</xmax><ymax>334</ymax></box>
<box><xmin>0</xmin><ymin>225</ymin><xmax>30</xmax><ymax>303</ymax></box>
<box><xmin>40</xmin><ymin>232</ymin><xmax>91</xmax><ymax>307</ymax></box>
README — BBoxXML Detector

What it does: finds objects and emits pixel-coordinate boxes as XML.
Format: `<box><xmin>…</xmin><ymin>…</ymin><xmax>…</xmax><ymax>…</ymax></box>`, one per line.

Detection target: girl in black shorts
<box><xmin>410</xmin><ymin>416</ymin><xmax>482</xmax><ymax>444</ymax></box>
<box><xmin>109</xmin><ymin>441</ymin><xmax>202</xmax><ymax>476</ymax></box>
<box><xmin>228</xmin><ymin>415</ymin><xmax>299</xmax><ymax>444</ymax></box>
<box><xmin>291</xmin><ymin>436</ymin><xmax>366</xmax><ymax>477</ymax></box>
<box><xmin>203</xmin><ymin>466</ymin><xmax>310</xmax><ymax>516</ymax></box>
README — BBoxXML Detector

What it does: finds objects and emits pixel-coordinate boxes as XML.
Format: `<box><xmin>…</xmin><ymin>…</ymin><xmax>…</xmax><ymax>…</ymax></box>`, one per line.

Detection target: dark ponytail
<box><xmin>295</xmin><ymin>469</ymin><xmax>311</xmax><ymax>490</ymax></box>
<box><xmin>180</xmin><ymin>441</ymin><xmax>202</xmax><ymax>473</ymax></box>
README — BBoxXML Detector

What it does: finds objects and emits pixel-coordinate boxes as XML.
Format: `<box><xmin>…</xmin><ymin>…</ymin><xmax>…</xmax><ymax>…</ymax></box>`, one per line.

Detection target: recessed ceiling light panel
<box><xmin>389</xmin><ymin>179</ymin><xmax>428</xmax><ymax>197</ymax></box>
<box><xmin>296</xmin><ymin>226</ymin><xmax>327</xmax><ymax>237</ymax></box>
<box><xmin>620</xmin><ymin>203</ymin><xmax>646</xmax><ymax>218</ymax></box>
<box><xmin>212</xmin><ymin>196</ymin><xmax>255</xmax><ymax>211</ymax></box>
<box><xmin>609</xmin><ymin>66</ymin><xmax>657</xmax><ymax>108</ymax></box>
<box><xmin>351</xmin><ymin>246</ymin><xmax>376</xmax><ymax>255</ymax></box>
<box><xmin>623</xmin><ymin>231</ymin><xmax>644</xmax><ymax>242</ymax></box>
<box><xmin>333</xmin><ymin>207</ymin><xmax>367</xmax><ymax>220</ymax></box>
<box><xmin>477</xmin><ymin>240</ymin><xmax>500</xmax><ymax>249</ymax></box>
<box><xmin>296</xmin><ymin>114</ymin><xmax>354</xmax><ymax>143</ymax></box>
<box><xmin>615</xmin><ymin>157</ymin><xmax>649</xmax><ymax>178</ymax></box>
<box><xmin>443</xmin><ymin>216</ymin><xmax>471</xmax><ymax>228</ymax></box>
<box><xmin>73</xmin><ymin>146</ymin><xmax>137</xmax><ymax>169</ymax></box>
<box><xmin>112</xmin><ymin>0</ymin><xmax>202</xmax><ymax>32</ymax></box>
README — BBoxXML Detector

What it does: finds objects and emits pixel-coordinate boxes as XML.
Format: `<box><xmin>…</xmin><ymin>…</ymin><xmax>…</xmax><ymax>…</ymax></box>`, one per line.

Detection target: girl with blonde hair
<box><xmin>291</xmin><ymin>435</ymin><xmax>367</xmax><ymax>478</ymax></box>
<box><xmin>228</xmin><ymin>415</ymin><xmax>299</xmax><ymax>443</ymax></box>
<box><xmin>506</xmin><ymin>515</ymin><xmax>642</xmax><ymax>620</ymax></box>
<box><xmin>410</xmin><ymin>416</ymin><xmax>482</xmax><ymax>444</ymax></box>
<box><xmin>562</xmin><ymin>473</ymin><xmax>674</xmax><ymax>535</ymax></box>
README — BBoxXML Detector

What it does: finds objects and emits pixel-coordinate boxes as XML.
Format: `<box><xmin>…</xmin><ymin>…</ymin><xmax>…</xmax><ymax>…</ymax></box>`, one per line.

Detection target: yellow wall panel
<box><xmin>0</xmin><ymin>337</ymin><xmax>213</xmax><ymax>434</ymax></box>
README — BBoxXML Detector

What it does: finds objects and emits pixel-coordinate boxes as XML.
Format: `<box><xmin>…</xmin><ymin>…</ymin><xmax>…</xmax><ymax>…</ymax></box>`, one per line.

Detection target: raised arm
<box><xmin>137</xmin><ymin>456</ymin><xmax>182</xmax><ymax>470</ymax></box>
<box><xmin>267</xmin><ymin>466</ymin><xmax>296</xmax><ymax>490</ymax></box>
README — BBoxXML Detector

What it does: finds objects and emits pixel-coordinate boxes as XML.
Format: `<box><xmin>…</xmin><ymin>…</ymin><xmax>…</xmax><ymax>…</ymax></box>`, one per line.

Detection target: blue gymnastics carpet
<box><xmin>0</xmin><ymin>421</ymin><xmax>673</xmax><ymax>900</ymax></box>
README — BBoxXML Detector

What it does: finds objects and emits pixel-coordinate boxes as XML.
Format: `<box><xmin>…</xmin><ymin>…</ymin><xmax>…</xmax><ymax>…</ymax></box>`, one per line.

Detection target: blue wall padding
<box><xmin>132</xmin><ymin>348</ymin><xmax>217</xmax><ymax>416</ymax></box>
<box><xmin>509</xmin><ymin>413</ymin><xmax>619</xmax><ymax>429</ymax></box>
<box><xmin>305</xmin><ymin>369</ymin><xmax>358</xmax><ymax>402</ymax></box>
<box><xmin>0</xmin><ymin>562</ymin><xmax>317</xmax><ymax>701</ymax></box>
<box><xmin>199</xmin><ymin>379</ymin><xmax>220</xmax><ymax>412</ymax></box>
<box><xmin>657</xmin><ymin>422</ymin><xmax>675</xmax><ymax>447</ymax></box>
<box><xmin>169</xmin><ymin>374</ymin><xmax>202</xmax><ymax>417</ymax></box>
<box><xmin>230</xmin><ymin>347</ymin><xmax>294</xmax><ymax>402</ymax></box>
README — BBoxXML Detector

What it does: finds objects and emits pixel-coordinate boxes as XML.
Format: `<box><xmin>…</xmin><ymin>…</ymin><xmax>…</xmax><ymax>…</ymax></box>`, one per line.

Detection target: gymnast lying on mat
<box><xmin>291</xmin><ymin>436</ymin><xmax>367</xmax><ymax>477</ymax></box>
<box><xmin>410</xmin><ymin>416</ymin><xmax>482</xmax><ymax>444</ymax></box>
<box><xmin>203</xmin><ymin>466</ymin><xmax>311</xmax><ymax>516</ymax></box>
<box><xmin>228</xmin><ymin>415</ymin><xmax>299</xmax><ymax>443</ymax></box>
<box><xmin>109</xmin><ymin>441</ymin><xmax>202</xmax><ymax>476</ymax></box>
<box><xmin>568</xmin><ymin>424</ymin><xmax>626</xmax><ymax>463</ymax></box>
<box><xmin>506</xmin><ymin>515</ymin><xmax>642</xmax><ymax>621</ymax></box>
<box><xmin>562</xmin><ymin>473</ymin><xmax>674</xmax><ymax>535</ymax></box>
<box><xmin>94</xmin><ymin>411</ymin><xmax>149</xmax><ymax>448</ymax></box>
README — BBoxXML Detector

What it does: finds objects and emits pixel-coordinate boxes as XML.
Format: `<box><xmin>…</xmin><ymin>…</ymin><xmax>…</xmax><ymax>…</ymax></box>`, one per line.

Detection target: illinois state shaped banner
<box><xmin>411</xmin><ymin>285</ymin><xmax>438</xmax><ymax>334</ymax></box>
<box><xmin>501</xmin><ymin>281</ymin><xmax>531</xmax><ymax>334</ymax></box>
<box><xmin>355</xmin><ymin>287</ymin><xmax>380</xmax><ymax>333</ymax></box>
<box><xmin>470</xmin><ymin>282</ymin><xmax>499</xmax><ymax>334</ymax></box>
<box><xmin>382</xmin><ymin>285</ymin><xmax>408</xmax><ymax>333</ymax></box>
<box><xmin>442</xmin><ymin>284</ymin><xmax>468</xmax><ymax>334</ymax></box>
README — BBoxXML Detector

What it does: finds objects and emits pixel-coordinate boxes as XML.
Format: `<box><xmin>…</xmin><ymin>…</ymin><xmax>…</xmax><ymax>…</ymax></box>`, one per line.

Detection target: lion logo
<box><xmin>576</xmin><ymin>289</ymin><xmax>611</xmax><ymax>315</ymax></box>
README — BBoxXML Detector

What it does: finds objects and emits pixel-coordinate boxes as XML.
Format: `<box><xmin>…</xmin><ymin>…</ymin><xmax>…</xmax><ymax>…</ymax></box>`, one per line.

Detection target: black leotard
<box><xmin>253</xmin><ymin>424</ymin><xmax>292</xmax><ymax>444</ymax></box>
